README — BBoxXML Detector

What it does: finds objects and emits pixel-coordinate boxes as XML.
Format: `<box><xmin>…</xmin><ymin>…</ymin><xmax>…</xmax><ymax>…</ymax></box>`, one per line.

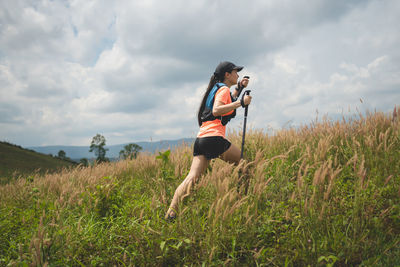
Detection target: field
<box><xmin>1</xmin><ymin>107</ymin><xmax>399</xmax><ymax>266</ymax></box>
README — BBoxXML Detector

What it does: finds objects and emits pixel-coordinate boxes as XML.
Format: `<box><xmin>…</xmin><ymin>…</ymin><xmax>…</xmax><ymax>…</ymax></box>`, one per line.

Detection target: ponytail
<box><xmin>197</xmin><ymin>74</ymin><xmax>221</xmax><ymax>126</ymax></box>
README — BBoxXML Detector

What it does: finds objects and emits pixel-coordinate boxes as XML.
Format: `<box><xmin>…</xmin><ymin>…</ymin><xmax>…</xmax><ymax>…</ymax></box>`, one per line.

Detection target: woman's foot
<box><xmin>165</xmin><ymin>208</ymin><xmax>176</xmax><ymax>220</ymax></box>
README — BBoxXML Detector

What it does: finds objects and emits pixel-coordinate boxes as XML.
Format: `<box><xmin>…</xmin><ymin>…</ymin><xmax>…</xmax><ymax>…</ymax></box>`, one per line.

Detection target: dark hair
<box><xmin>197</xmin><ymin>73</ymin><xmax>224</xmax><ymax>126</ymax></box>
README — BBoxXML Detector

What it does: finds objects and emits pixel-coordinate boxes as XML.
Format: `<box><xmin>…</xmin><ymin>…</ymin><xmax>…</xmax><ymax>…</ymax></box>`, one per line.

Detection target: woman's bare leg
<box><xmin>220</xmin><ymin>142</ymin><xmax>250</xmax><ymax>193</ymax></box>
<box><xmin>220</xmin><ymin>143</ymin><xmax>241</xmax><ymax>165</ymax></box>
<box><xmin>165</xmin><ymin>155</ymin><xmax>210</xmax><ymax>218</ymax></box>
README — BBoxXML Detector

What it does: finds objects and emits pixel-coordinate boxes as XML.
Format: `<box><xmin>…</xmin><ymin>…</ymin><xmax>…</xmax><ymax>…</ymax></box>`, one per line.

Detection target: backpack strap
<box><xmin>200</xmin><ymin>83</ymin><xmax>236</xmax><ymax>126</ymax></box>
<box><xmin>205</xmin><ymin>83</ymin><xmax>225</xmax><ymax>109</ymax></box>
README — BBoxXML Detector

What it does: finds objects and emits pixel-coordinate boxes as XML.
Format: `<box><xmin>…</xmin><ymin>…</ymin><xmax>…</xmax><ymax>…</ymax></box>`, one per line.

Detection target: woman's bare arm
<box><xmin>212</xmin><ymin>95</ymin><xmax>252</xmax><ymax>117</ymax></box>
<box><xmin>212</xmin><ymin>100</ymin><xmax>241</xmax><ymax>117</ymax></box>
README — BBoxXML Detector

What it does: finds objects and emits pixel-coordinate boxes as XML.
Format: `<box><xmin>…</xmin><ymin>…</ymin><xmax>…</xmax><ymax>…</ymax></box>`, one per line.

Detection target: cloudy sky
<box><xmin>1</xmin><ymin>0</ymin><xmax>399</xmax><ymax>147</ymax></box>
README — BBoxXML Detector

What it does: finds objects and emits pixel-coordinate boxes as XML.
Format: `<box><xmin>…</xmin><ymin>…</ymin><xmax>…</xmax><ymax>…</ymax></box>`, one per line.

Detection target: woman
<box><xmin>165</xmin><ymin>61</ymin><xmax>252</xmax><ymax>220</ymax></box>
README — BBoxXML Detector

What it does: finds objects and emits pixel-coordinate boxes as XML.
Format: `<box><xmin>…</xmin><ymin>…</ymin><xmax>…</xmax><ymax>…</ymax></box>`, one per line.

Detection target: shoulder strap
<box><xmin>205</xmin><ymin>83</ymin><xmax>226</xmax><ymax>108</ymax></box>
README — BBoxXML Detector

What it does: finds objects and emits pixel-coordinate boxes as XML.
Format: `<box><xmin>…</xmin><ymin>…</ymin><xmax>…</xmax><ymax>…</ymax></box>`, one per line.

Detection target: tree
<box><xmin>58</xmin><ymin>150</ymin><xmax>67</xmax><ymax>159</ymax></box>
<box><xmin>89</xmin><ymin>134</ymin><xmax>109</xmax><ymax>163</ymax></box>
<box><xmin>79</xmin><ymin>158</ymin><xmax>89</xmax><ymax>167</ymax></box>
<box><xmin>119</xmin><ymin>143</ymin><xmax>143</xmax><ymax>160</ymax></box>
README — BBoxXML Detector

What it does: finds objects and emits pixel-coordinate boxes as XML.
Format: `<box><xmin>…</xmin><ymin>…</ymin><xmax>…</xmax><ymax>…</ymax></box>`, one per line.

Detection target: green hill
<box><xmin>0</xmin><ymin>141</ymin><xmax>77</xmax><ymax>182</ymax></box>
<box><xmin>0</xmin><ymin>107</ymin><xmax>399</xmax><ymax>266</ymax></box>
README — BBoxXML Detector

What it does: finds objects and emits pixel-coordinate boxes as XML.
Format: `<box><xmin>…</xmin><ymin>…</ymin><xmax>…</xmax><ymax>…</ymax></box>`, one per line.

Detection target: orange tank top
<box><xmin>197</xmin><ymin>86</ymin><xmax>233</xmax><ymax>138</ymax></box>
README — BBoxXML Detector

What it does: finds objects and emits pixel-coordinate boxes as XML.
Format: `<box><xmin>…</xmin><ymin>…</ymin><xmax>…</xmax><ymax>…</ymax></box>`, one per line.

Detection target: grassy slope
<box><xmin>0</xmin><ymin>108</ymin><xmax>399</xmax><ymax>266</ymax></box>
<box><xmin>0</xmin><ymin>142</ymin><xmax>76</xmax><ymax>181</ymax></box>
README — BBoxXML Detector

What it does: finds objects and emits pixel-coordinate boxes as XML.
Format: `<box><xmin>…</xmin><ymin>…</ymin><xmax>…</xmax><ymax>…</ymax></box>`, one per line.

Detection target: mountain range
<box><xmin>27</xmin><ymin>138</ymin><xmax>195</xmax><ymax>161</ymax></box>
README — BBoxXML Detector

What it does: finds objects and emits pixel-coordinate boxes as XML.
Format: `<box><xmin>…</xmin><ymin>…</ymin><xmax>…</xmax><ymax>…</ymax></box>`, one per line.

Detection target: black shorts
<box><xmin>193</xmin><ymin>136</ymin><xmax>231</xmax><ymax>160</ymax></box>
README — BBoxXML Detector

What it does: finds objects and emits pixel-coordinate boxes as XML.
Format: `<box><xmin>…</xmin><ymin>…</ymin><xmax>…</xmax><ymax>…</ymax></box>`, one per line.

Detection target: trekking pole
<box><xmin>240</xmin><ymin>90</ymin><xmax>251</xmax><ymax>159</ymax></box>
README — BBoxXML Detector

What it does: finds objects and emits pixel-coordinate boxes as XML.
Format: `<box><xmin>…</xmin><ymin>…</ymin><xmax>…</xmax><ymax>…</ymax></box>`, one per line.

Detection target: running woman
<box><xmin>165</xmin><ymin>61</ymin><xmax>252</xmax><ymax>220</ymax></box>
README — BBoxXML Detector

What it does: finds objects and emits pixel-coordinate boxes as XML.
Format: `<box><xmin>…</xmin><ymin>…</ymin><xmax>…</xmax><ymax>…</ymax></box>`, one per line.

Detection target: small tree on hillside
<box><xmin>119</xmin><ymin>143</ymin><xmax>143</xmax><ymax>160</ymax></box>
<box><xmin>58</xmin><ymin>150</ymin><xmax>67</xmax><ymax>160</ymax></box>
<box><xmin>79</xmin><ymin>158</ymin><xmax>89</xmax><ymax>167</ymax></box>
<box><xmin>89</xmin><ymin>134</ymin><xmax>109</xmax><ymax>163</ymax></box>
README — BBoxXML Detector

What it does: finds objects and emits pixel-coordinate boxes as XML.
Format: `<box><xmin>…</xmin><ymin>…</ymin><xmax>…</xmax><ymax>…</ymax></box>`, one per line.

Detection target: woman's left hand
<box><xmin>240</xmin><ymin>77</ymin><xmax>249</xmax><ymax>88</ymax></box>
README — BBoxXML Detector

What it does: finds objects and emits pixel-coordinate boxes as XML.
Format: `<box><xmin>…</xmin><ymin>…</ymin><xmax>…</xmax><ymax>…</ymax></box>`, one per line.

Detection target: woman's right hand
<box><xmin>243</xmin><ymin>95</ymin><xmax>252</xmax><ymax>106</ymax></box>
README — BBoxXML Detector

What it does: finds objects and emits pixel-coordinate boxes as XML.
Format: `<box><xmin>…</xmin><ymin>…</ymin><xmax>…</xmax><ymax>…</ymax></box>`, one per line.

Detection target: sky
<box><xmin>0</xmin><ymin>0</ymin><xmax>399</xmax><ymax>147</ymax></box>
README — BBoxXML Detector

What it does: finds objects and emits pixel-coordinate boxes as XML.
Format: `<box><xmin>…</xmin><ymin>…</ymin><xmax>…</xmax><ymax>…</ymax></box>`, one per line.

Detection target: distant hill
<box><xmin>27</xmin><ymin>138</ymin><xmax>195</xmax><ymax>161</ymax></box>
<box><xmin>0</xmin><ymin>141</ymin><xmax>77</xmax><ymax>181</ymax></box>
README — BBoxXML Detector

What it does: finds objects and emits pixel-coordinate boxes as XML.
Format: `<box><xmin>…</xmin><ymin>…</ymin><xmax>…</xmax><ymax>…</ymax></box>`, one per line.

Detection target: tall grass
<box><xmin>1</xmin><ymin>107</ymin><xmax>399</xmax><ymax>266</ymax></box>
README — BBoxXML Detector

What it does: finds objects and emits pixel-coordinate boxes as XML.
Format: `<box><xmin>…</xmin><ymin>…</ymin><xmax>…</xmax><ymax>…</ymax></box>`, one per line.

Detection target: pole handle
<box><xmin>236</xmin><ymin>76</ymin><xmax>250</xmax><ymax>97</ymax></box>
<box><xmin>242</xmin><ymin>90</ymin><xmax>251</xmax><ymax>112</ymax></box>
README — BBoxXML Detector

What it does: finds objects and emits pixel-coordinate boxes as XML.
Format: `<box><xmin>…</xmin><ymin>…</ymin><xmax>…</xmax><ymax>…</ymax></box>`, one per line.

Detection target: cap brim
<box><xmin>234</xmin><ymin>66</ymin><xmax>244</xmax><ymax>72</ymax></box>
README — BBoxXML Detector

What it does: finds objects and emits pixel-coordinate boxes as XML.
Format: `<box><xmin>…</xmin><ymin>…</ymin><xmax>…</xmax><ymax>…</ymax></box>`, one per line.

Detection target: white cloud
<box><xmin>0</xmin><ymin>0</ymin><xmax>399</xmax><ymax>147</ymax></box>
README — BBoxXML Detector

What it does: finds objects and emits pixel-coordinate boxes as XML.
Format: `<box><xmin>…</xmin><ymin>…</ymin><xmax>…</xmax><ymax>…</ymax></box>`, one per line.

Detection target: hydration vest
<box><xmin>200</xmin><ymin>83</ymin><xmax>236</xmax><ymax>126</ymax></box>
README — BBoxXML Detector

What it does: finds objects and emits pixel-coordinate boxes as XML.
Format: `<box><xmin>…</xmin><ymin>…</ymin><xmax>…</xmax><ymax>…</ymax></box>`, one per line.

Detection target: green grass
<box><xmin>0</xmin><ymin>108</ymin><xmax>399</xmax><ymax>266</ymax></box>
<box><xmin>0</xmin><ymin>141</ymin><xmax>76</xmax><ymax>183</ymax></box>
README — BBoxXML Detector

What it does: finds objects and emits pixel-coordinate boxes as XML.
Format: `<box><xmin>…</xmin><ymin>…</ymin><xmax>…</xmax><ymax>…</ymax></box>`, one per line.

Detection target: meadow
<box><xmin>0</xmin><ymin>107</ymin><xmax>399</xmax><ymax>266</ymax></box>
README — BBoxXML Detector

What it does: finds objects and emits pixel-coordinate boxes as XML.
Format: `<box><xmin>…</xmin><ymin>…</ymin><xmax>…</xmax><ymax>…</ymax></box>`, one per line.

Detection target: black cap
<box><xmin>214</xmin><ymin>61</ymin><xmax>243</xmax><ymax>77</ymax></box>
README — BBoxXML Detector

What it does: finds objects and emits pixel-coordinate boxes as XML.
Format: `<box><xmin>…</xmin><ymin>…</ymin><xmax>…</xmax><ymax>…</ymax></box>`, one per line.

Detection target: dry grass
<box><xmin>1</xmin><ymin>106</ymin><xmax>399</xmax><ymax>266</ymax></box>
